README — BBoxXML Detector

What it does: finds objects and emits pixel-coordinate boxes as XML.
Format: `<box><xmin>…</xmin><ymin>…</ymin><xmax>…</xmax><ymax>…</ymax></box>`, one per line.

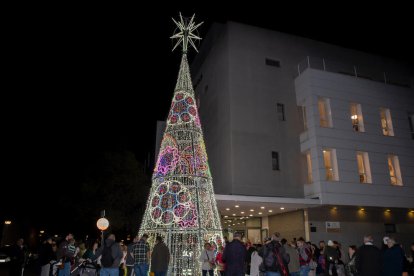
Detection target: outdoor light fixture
<box><xmin>260</xmin><ymin>206</ymin><xmax>265</xmax><ymax>209</ymax></box>
<box><xmin>268</xmin><ymin>210</ymin><xmax>273</xmax><ymax>213</ymax></box>
<box><xmin>360</xmin><ymin>208</ymin><xmax>365</xmax><ymax>211</ymax></box>
<box><xmin>258</xmin><ymin>212</ymin><xmax>262</xmax><ymax>215</ymax></box>
<box><xmin>250</xmin><ymin>209</ymin><xmax>254</xmax><ymax>212</ymax></box>
<box><xmin>235</xmin><ymin>205</ymin><xmax>239</xmax><ymax>208</ymax></box>
<box><xmin>232</xmin><ymin>214</ymin><xmax>236</xmax><ymax>216</ymax></box>
<box><xmin>241</xmin><ymin>211</ymin><xmax>244</xmax><ymax>214</ymax></box>
<box><xmin>280</xmin><ymin>207</ymin><xmax>285</xmax><ymax>210</ymax></box>
<box><xmin>386</xmin><ymin>209</ymin><xmax>391</xmax><ymax>212</ymax></box>
<box><xmin>97</xmin><ymin>218</ymin><xmax>110</xmax><ymax>231</ymax></box>
<box><xmin>225</xmin><ymin>208</ymin><xmax>230</xmax><ymax>211</ymax></box>
<box><xmin>224</xmin><ymin>215</ymin><xmax>228</xmax><ymax>218</ymax></box>
<box><xmin>4</xmin><ymin>221</ymin><xmax>11</xmax><ymax>225</ymax></box>
<box><xmin>40</xmin><ymin>230</ymin><xmax>45</xmax><ymax>234</ymax></box>
<box><xmin>351</xmin><ymin>115</ymin><xmax>358</xmax><ymax>120</ymax></box>
<box><xmin>249</xmin><ymin>214</ymin><xmax>253</xmax><ymax>217</ymax></box>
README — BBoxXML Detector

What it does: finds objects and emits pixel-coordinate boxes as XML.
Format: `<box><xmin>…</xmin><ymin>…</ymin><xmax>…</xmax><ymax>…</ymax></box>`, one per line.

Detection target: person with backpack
<box><xmin>94</xmin><ymin>233</ymin><xmax>123</xmax><ymax>276</ymax></box>
<box><xmin>296</xmin><ymin>238</ymin><xmax>312</xmax><ymax>276</ymax></box>
<box><xmin>258</xmin><ymin>232</ymin><xmax>290</xmax><ymax>276</ymax></box>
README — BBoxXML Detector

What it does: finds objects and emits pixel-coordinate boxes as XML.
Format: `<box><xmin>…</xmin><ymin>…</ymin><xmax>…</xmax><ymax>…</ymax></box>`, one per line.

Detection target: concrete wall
<box><xmin>295</xmin><ymin>69</ymin><xmax>414</xmax><ymax>208</ymax></box>
<box><xmin>192</xmin><ymin>24</ymin><xmax>233</xmax><ymax>195</ymax></box>
<box><xmin>308</xmin><ymin>206</ymin><xmax>414</xmax><ymax>253</ymax></box>
<box><xmin>268</xmin><ymin>210</ymin><xmax>306</xmax><ymax>242</ymax></box>
<box><xmin>192</xmin><ymin>21</ymin><xmax>413</xmax><ymax>199</ymax></box>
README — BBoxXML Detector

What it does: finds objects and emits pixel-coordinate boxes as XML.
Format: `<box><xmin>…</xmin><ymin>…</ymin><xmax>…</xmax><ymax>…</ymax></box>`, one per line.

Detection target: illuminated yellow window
<box><xmin>388</xmin><ymin>155</ymin><xmax>402</xmax><ymax>185</ymax></box>
<box><xmin>350</xmin><ymin>103</ymin><xmax>365</xmax><ymax>132</ymax></box>
<box><xmin>356</xmin><ymin>152</ymin><xmax>371</xmax><ymax>183</ymax></box>
<box><xmin>323</xmin><ymin>149</ymin><xmax>339</xmax><ymax>181</ymax></box>
<box><xmin>380</xmin><ymin>108</ymin><xmax>394</xmax><ymax>136</ymax></box>
<box><xmin>318</xmin><ymin>98</ymin><xmax>332</xmax><ymax>128</ymax></box>
<box><xmin>306</xmin><ymin>151</ymin><xmax>313</xmax><ymax>183</ymax></box>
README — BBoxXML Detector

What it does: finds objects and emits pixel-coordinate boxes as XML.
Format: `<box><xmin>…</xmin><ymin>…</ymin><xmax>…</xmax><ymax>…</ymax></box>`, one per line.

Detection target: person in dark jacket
<box><xmin>94</xmin><ymin>234</ymin><xmax>123</xmax><ymax>276</ymax></box>
<box><xmin>355</xmin><ymin>235</ymin><xmax>381</xmax><ymax>276</ymax></box>
<box><xmin>39</xmin><ymin>237</ymin><xmax>54</xmax><ymax>276</ymax></box>
<box><xmin>10</xmin><ymin>238</ymin><xmax>28</xmax><ymax>276</ymax></box>
<box><xmin>382</xmin><ymin>237</ymin><xmax>405</xmax><ymax>276</ymax></box>
<box><xmin>125</xmin><ymin>237</ymin><xmax>138</xmax><ymax>276</ymax></box>
<box><xmin>222</xmin><ymin>232</ymin><xmax>248</xmax><ymax>275</ymax></box>
<box><xmin>150</xmin><ymin>236</ymin><xmax>170</xmax><ymax>276</ymax></box>
<box><xmin>258</xmin><ymin>232</ymin><xmax>290</xmax><ymax>275</ymax></box>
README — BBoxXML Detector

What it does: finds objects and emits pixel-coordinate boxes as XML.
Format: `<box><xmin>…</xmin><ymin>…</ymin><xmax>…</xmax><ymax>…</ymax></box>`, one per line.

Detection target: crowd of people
<box><xmin>213</xmin><ymin>233</ymin><xmax>414</xmax><ymax>276</ymax></box>
<box><xmin>6</xmin><ymin>232</ymin><xmax>414</xmax><ymax>275</ymax></box>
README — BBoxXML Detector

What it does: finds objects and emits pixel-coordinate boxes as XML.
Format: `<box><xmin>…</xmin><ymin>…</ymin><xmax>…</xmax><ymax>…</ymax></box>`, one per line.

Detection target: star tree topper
<box><xmin>171</xmin><ymin>13</ymin><xmax>203</xmax><ymax>53</ymax></box>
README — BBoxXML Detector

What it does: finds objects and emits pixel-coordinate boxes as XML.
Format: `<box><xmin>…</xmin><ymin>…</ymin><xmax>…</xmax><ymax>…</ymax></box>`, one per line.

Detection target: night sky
<box><xmin>2</xmin><ymin>5</ymin><xmax>413</xmax><ymax>238</ymax></box>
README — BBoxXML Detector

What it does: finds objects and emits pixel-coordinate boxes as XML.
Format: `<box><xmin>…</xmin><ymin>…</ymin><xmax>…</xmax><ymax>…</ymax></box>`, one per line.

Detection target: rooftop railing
<box><xmin>296</xmin><ymin>56</ymin><xmax>413</xmax><ymax>88</ymax></box>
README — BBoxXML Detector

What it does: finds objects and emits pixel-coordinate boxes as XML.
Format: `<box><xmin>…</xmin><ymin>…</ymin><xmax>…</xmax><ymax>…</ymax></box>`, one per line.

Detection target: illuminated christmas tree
<box><xmin>138</xmin><ymin>13</ymin><xmax>223</xmax><ymax>275</ymax></box>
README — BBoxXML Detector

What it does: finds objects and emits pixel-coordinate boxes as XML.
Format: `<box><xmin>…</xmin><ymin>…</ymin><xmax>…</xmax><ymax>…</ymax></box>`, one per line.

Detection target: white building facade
<box><xmin>174</xmin><ymin>21</ymin><xmax>414</xmax><ymax>248</ymax></box>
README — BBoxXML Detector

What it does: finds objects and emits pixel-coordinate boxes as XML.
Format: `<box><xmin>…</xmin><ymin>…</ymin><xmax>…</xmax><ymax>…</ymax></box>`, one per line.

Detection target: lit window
<box><xmin>277</xmin><ymin>103</ymin><xmax>285</xmax><ymax>121</ymax></box>
<box><xmin>306</xmin><ymin>151</ymin><xmax>313</xmax><ymax>183</ymax></box>
<box><xmin>388</xmin><ymin>155</ymin><xmax>403</xmax><ymax>186</ymax></box>
<box><xmin>350</xmin><ymin>103</ymin><xmax>365</xmax><ymax>132</ymax></box>
<box><xmin>356</xmin><ymin>152</ymin><xmax>372</xmax><ymax>183</ymax></box>
<box><xmin>318</xmin><ymin>98</ymin><xmax>333</xmax><ymax>128</ymax></box>
<box><xmin>408</xmin><ymin>113</ymin><xmax>414</xmax><ymax>139</ymax></box>
<box><xmin>380</xmin><ymin>108</ymin><xmax>394</xmax><ymax>136</ymax></box>
<box><xmin>272</xmin><ymin>151</ymin><xmax>279</xmax><ymax>170</ymax></box>
<box><xmin>323</xmin><ymin>149</ymin><xmax>339</xmax><ymax>181</ymax></box>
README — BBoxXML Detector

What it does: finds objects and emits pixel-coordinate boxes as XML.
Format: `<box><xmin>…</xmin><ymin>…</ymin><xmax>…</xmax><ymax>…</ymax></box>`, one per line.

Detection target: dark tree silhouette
<box><xmin>74</xmin><ymin>150</ymin><xmax>150</xmax><ymax>238</ymax></box>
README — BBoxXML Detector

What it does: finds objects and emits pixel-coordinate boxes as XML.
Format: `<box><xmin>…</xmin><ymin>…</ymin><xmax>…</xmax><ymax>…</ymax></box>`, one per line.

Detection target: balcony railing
<box><xmin>296</xmin><ymin>56</ymin><xmax>414</xmax><ymax>88</ymax></box>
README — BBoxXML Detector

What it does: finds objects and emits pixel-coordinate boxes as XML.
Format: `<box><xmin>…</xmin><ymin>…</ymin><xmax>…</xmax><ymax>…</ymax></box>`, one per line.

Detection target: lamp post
<box><xmin>97</xmin><ymin>215</ymin><xmax>109</xmax><ymax>246</ymax></box>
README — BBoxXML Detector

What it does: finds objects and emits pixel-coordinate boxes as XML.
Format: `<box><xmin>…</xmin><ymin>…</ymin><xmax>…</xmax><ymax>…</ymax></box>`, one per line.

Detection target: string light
<box><xmin>138</xmin><ymin>13</ymin><xmax>223</xmax><ymax>275</ymax></box>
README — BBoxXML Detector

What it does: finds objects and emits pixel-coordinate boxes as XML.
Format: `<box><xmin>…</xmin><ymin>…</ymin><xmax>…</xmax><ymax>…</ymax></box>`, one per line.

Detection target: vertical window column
<box><xmin>277</xmin><ymin>103</ymin><xmax>285</xmax><ymax>121</ymax></box>
<box><xmin>272</xmin><ymin>151</ymin><xmax>280</xmax><ymax>170</ymax></box>
<box><xmin>380</xmin><ymin>108</ymin><xmax>394</xmax><ymax>136</ymax></box>
<box><xmin>323</xmin><ymin>149</ymin><xmax>339</xmax><ymax>181</ymax></box>
<box><xmin>388</xmin><ymin>155</ymin><xmax>403</xmax><ymax>185</ymax></box>
<box><xmin>356</xmin><ymin>152</ymin><xmax>372</xmax><ymax>183</ymax></box>
<box><xmin>318</xmin><ymin>97</ymin><xmax>333</xmax><ymax>128</ymax></box>
<box><xmin>350</xmin><ymin>103</ymin><xmax>365</xmax><ymax>132</ymax></box>
<box><xmin>306</xmin><ymin>152</ymin><xmax>313</xmax><ymax>183</ymax></box>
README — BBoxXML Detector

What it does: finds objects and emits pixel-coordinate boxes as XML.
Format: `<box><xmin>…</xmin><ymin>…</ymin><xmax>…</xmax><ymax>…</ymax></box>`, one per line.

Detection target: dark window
<box><xmin>272</xmin><ymin>151</ymin><xmax>279</xmax><ymax>170</ymax></box>
<box><xmin>310</xmin><ymin>226</ymin><xmax>317</xmax><ymax>232</ymax></box>
<box><xmin>408</xmin><ymin>113</ymin><xmax>414</xmax><ymax>139</ymax></box>
<box><xmin>277</xmin><ymin>103</ymin><xmax>285</xmax><ymax>121</ymax></box>
<box><xmin>265</xmin><ymin>58</ymin><xmax>281</xmax><ymax>67</ymax></box>
<box><xmin>384</xmin><ymin>223</ymin><xmax>396</xmax><ymax>233</ymax></box>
